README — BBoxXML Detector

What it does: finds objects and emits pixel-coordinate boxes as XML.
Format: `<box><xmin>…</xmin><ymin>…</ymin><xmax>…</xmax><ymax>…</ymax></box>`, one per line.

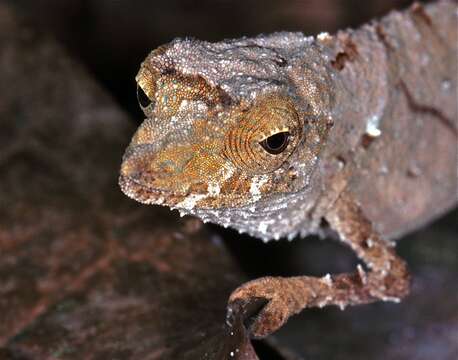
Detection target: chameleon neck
<box><xmin>192</xmin><ymin>1</ymin><xmax>458</xmax><ymax>240</ymax></box>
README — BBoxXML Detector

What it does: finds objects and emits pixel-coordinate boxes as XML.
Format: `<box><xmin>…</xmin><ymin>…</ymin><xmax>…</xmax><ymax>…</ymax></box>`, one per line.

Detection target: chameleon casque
<box><xmin>120</xmin><ymin>1</ymin><xmax>457</xmax><ymax>338</ymax></box>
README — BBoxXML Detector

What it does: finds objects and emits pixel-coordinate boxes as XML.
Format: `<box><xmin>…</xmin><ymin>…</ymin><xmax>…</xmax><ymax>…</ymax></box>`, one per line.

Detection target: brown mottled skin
<box><xmin>120</xmin><ymin>1</ymin><xmax>457</xmax><ymax>338</ymax></box>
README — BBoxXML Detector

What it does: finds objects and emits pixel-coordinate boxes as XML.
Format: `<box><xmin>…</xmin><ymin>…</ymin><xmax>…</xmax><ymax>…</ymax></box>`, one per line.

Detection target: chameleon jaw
<box><xmin>118</xmin><ymin>174</ymin><xmax>188</xmax><ymax>207</ymax></box>
<box><xmin>119</xmin><ymin>161</ymin><xmax>261</xmax><ymax>211</ymax></box>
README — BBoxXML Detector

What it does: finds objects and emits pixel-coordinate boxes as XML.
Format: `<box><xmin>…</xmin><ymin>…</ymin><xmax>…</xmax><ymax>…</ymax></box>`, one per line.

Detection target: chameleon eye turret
<box><xmin>223</xmin><ymin>95</ymin><xmax>303</xmax><ymax>175</ymax></box>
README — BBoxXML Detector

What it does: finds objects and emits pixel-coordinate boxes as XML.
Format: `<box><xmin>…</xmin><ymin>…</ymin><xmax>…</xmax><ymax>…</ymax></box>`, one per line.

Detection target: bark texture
<box><xmin>0</xmin><ymin>4</ymin><xmax>280</xmax><ymax>359</ymax></box>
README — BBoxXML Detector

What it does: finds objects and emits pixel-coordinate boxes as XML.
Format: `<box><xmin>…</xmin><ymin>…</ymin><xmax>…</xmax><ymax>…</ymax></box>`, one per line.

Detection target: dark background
<box><xmin>4</xmin><ymin>1</ymin><xmax>457</xmax><ymax>359</ymax></box>
<box><xmin>14</xmin><ymin>0</ymin><xmax>412</xmax><ymax>118</ymax></box>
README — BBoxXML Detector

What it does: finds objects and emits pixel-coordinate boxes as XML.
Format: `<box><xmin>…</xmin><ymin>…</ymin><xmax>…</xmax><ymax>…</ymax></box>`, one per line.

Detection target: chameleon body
<box><xmin>120</xmin><ymin>1</ymin><xmax>457</xmax><ymax>338</ymax></box>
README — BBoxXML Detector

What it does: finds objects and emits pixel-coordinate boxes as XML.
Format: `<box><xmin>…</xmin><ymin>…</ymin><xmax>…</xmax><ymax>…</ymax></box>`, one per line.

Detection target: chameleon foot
<box><xmin>227</xmin><ymin>191</ymin><xmax>411</xmax><ymax>339</ymax></box>
<box><xmin>228</xmin><ymin>276</ymin><xmax>307</xmax><ymax>338</ymax></box>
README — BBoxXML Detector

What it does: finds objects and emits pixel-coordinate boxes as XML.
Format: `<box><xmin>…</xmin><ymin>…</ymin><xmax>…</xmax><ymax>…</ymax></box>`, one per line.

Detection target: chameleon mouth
<box><xmin>118</xmin><ymin>174</ymin><xmax>187</xmax><ymax>206</ymax></box>
<box><xmin>119</xmin><ymin>141</ymin><xmax>195</xmax><ymax>206</ymax></box>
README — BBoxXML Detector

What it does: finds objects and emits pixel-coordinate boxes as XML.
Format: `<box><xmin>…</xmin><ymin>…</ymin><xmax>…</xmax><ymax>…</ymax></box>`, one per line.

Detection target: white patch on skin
<box><xmin>308</xmin><ymin>82</ymin><xmax>317</xmax><ymax>94</ymax></box>
<box><xmin>322</xmin><ymin>273</ymin><xmax>333</xmax><ymax>287</ymax></box>
<box><xmin>317</xmin><ymin>32</ymin><xmax>332</xmax><ymax>41</ymax></box>
<box><xmin>176</xmin><ymin>166</ymin><xmax>233</xmax><ymax>211</ymax></box>
<box><xmin>384</xmin><ymin>296</ymin><xmax>401</xmax><ymax>303</ymax></box>
<box><xmin>365</xmin><ymin>61</ymin><xmax>387</xmax><ymax>138</ymax></box>
<box><xmin>197</xmin><ymin>102</ymin><xmax>208</xmax><ymax>112</ymax></box>
<box><xmin>207</xmin><ymin>182</ymin><xmax>220</xmax><ymax>196</ymax></box>
<box><xmin>318</xmin><ymin>295</ymin><xmax>333</xmax><ymax>308</ymax></box>
<box><xmin>257</xmin><ymin>221</ymin><xmax>268</xmax><ymax>235</ymax></box>
<box><xmin>357</xmin><ymin>264</ymin><xmax>367</xmax><ymax>284</ymax></box>
<box><xmin>366</xmin><ymin>118</ymin><xmax>382</xmax><ymax>137</ymax></box>
<box><xmin>249</xmin><ymin>175</ymin><xmax>269</xmax><ymax>201</ymax></box>
<box><xmin>221</xmin><ymin>165</ymin><xmax>235</xmax><ymax>182</ymax></box>
<box><xmin>176</xmin><ymin>193</ymin><xmax>208</xmax><ymax>210</ymax></box>
<box><xmin>365</xmin><ymin>71</ymin><xmax>387</xmax><ymax>139</ymax></box>
<box><xmin>179</xmin><ymin>99</ymin><xmax>189</xmax><ymax>110</ymax></box>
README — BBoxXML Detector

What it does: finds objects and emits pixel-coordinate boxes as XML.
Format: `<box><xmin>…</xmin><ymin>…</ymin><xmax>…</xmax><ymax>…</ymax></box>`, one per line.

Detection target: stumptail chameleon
<box><xmin>120</xmin><ymin>1</ymin><xmax>457</xmax><ymax>338</ymax></box>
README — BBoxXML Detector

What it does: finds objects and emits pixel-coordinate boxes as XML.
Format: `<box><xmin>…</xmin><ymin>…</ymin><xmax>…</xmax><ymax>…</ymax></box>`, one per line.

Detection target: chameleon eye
<box><xmin>224</xmin><ymin>96</ymin><xmax>301</xmax><ymax>174</ymax></box>
<box><xmin>260</xmin><ymin>131</ymin><xmax>290</xmax><ymax>154</ymax></box>
<box><xmin>137</xmin><ymin>84</ymin><xmax>153</xmax><ymax>108</ymax></box>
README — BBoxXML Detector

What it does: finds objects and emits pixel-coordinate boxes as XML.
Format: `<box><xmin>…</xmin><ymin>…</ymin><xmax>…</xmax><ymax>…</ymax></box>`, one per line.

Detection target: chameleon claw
<box><xmin>228</xmin><ymin>277</ymin><xmax>294</xmax><ymax>339</ymax></box>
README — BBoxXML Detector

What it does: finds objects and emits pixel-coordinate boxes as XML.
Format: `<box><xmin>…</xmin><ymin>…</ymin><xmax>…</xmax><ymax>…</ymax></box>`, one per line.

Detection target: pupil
<box><xmin>137</xmin><ymin>85</ymin><xmax>152</xmax><ymax>108</ymax></box>
<box><xmin>267</xmin><ymin>132</ymin><xmax>286</xmax><ymax>149</ymax></box>
<box><xmin>260</xmin><ymin>131</ymin><xmax>290</xmax><ymax>154</ymax></box>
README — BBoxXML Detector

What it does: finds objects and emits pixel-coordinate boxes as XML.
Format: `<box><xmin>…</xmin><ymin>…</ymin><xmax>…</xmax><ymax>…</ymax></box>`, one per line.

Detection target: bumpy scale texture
<box><xmin>120</xmin><ymin>32</ymin><xmax>336</xmax><ymax>240</ymax></box>
<box><xmin>120</xmin><ymin>1</ymin><xmax>457</xmax><ymax>338</ymax></box>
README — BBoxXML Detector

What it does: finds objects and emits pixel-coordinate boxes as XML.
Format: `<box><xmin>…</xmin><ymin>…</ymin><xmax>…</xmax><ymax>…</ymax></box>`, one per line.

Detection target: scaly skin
<box><xmin>120</xmin><ymin>1</ymin><xmax>457</xmax><ymax>338</ymax></box>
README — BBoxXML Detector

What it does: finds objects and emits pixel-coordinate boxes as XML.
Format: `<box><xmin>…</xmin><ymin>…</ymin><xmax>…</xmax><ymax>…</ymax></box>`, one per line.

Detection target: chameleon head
<box><xmin>119</xmin><ymin>34</ymin><xmax>334</xmax><ymax>239</ymax></box>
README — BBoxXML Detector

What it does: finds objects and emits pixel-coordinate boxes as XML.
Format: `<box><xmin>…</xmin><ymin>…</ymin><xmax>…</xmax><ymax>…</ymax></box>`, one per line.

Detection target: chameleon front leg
<box><xmin>227</xmin><ymin>191</ymin><xmax>411</xmax><ymax>339</ymax></box>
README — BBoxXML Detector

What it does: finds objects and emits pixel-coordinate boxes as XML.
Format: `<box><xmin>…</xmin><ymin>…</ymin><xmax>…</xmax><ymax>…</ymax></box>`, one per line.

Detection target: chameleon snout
<box><xmin>120</xmin><ymin>142</ymin><xmax>195</xmax><ymax>191</ymax></box>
